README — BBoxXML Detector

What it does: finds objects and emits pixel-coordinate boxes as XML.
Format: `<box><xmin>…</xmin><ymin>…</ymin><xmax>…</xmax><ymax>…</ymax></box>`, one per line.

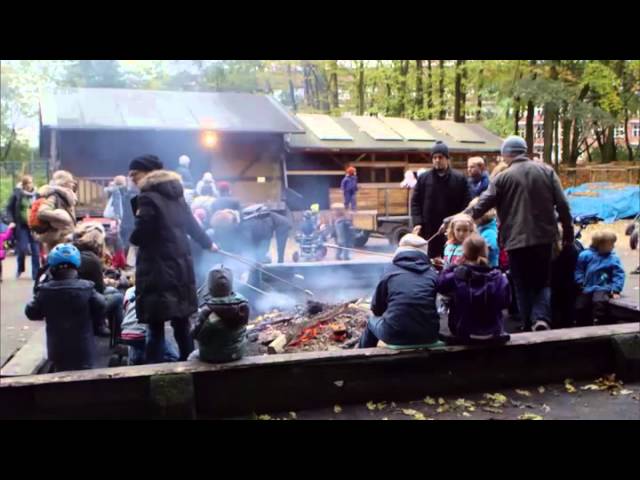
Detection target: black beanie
<box><xmin>129</xmin><ymin>155</ymin><xmax>163</xmax><ymax>172</ymax></box>
<box><xmin>208</xmin><ymin>265</ymin><xmax>233</xmax><ymax>297</ymax></box>
<box><xmin>431</xmin><ymin>141</ymin><xmax>449</xmax><ymax>158</ymax></box>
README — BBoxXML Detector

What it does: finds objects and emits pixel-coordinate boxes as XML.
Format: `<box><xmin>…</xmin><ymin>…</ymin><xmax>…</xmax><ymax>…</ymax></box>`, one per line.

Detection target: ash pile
<box><xmin>246</xmin><ymin>298</ymin><xmax>371</xmax><ymax>354</ymax></box>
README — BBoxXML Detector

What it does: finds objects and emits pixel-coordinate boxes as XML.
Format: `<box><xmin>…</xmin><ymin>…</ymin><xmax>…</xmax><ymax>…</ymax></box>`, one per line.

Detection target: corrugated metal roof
<box><xmin>286</xmin><ymin>115</ymin><xmax>503</xmax><ymax>153</ymax></box>
<box><xmin>40</xmin><ymin>88</ymin><xmax>305</xmax><ymax>134</ymax></box>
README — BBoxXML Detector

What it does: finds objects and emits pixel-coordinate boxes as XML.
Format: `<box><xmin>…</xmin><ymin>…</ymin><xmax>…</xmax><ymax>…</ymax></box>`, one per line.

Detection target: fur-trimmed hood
<box><xmin>139</xmin><ymin>169</ymin><xmax>184</xmax><ymax>199</ymax></box>
<box><xmin>38</xmin><ymin>184</ymin><xmax>77</xmax><ymax>206</ymax></box>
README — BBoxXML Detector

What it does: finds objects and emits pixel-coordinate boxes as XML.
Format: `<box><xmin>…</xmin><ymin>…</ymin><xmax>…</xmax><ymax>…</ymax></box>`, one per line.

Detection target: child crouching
<box><xmin>437</xmin><ymin>235</ymin><xmax>511</xmax><ymax>344</ymax></box>
<box><xmin>25</xmin><ymin>243</ymin><xmax>106</xmax><ymax>372</ymax></box>
<box><xmin>189</xmin><ymin>265</ymin><xmax>250</xmax><ymax>363</ymax></box>
<box><xmin>575</xmin><ymin>230</ymin><xmax>625</xmax><ymax>326</ymax></box>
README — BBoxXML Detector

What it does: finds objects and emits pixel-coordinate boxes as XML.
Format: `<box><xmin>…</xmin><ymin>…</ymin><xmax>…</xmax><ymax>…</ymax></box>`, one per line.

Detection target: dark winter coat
<box><xmin>334</xmin><ymin>217</ymin><xmax>355</xmax><ymax>247</ymax></box>
<box><xmin>411</xmin><ymin>168</ymin><xmax>471</xmax><ymax>238</ymax></box>
<box><xmin>191</xmin><ymin>293</ymin><xmax>250</xmax><ymax>363</ymax></box>
<box><xmin>370</xmin><ymin>249</ymin><xmax>440</xmax><ymax>345</ymax></box>
<box><xmin>130</xmin><ymin>170</ymin><xmax>212</xmax><ymax>324</ymax></box>
<box><xmin>25</xmin><ymin>271</ymin><xmax>105</xmax><ymax>371</ymax></box>
<box><xmin>466</xmin><ymin>157</ymin><xmax>573</xmax><ymax>251</ymax></box>
<box><xmin>575</xmin><ymin>247</ymin><xmax>625</xmax><ymax>294</ymax></box>
<box><xmin>437</xmin><ymin>264</ymin><xmax>510</xmax><ymax>340</ymax></box>
<box><xmin>468</xmin><ymin>172</ymin><xmax>490</xmax><ymax>198</ymax></box>
<box><xmin>241</xmin><ymin>209</ymin><xmax>292</xmax><ymax>263</ymax></box>
<box><xmin>210</xmin><ymin>196</ymin><xmax>241</xmax><ymax>215</ymax></box>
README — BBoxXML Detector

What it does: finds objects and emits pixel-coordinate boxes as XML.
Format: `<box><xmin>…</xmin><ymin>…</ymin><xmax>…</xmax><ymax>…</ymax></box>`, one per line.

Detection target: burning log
<box><xmin>267</xmin><ymin>334</ymin><xmax>288</xmax><ymax>354</ymax></box>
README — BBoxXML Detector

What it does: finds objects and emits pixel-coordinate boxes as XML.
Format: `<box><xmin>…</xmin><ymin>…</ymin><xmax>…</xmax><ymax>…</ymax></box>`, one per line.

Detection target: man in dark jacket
<box><xmin>241</xmin><ymin>204</ymin><xmax>292</xmax><ymax>264</ymax></box>
<box><xmin>128</xmin><ymin>155</ymin><xmax>218</xmax><ymax>363</ymax></box>
<box><xmin>25</xmin><ymin>243</ymin><xmax>105</xmax><ymax>372</ymax></box>
<box><xmin>411</xmin><ymin>141</ymin><xmax>471</xmax><ymax>259</ymax></box>
<box><xmin>465</xmin><ymin>135</ymin><xmax>574</xmax><ymax>332</ymax></box>
<box><xmin>6</xmin><ymin>175</ymin><xmax>40</xmax><ymax>279</ymax></box>
<box><xmin>358</xmin><ymin>234</ymin><xmax>440</xmax><ymax>348</ymax></box>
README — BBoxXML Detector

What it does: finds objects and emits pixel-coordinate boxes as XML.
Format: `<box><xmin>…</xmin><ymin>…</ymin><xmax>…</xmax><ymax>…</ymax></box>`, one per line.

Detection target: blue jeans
<box><xmin>130</xmin><ymin>339</ymin><xmax>178</xmax><ymax>365</ymax></box>
<box><xmin>15</xmin><ymin>225</ymin><xmax>40</xmax><ymax>279</ymax></box>
<box><xmin>359</xmin><ymin>317</ymin><xmax>385</xmax><ymax>348</ymax></box>
<box><xmin>508</xmin><ymin>244</ymin><xmax>552</xmax><ymax>328</ymax></box>
<box><xmin>146</xmin><ymin>318</ymin><xmax>194</xmax><ymax>364</ymax></box>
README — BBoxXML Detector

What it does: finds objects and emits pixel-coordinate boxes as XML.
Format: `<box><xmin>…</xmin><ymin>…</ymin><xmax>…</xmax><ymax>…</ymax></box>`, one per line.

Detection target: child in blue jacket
<box><xmin>575</xmin><ymin>230</ymin><xmax>625</xmax><ymax>326</ymax></box>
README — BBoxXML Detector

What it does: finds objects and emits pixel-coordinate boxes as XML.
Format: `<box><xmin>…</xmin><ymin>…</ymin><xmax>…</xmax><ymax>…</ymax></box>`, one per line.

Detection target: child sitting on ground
<box><xmin>467</xmin><ymin>198</ymin><xmax>499</xmax><ymax>268</ymax></box>
<box><xmin>330</xmin><ymin>203</ymin><xmax>355</xmax><ymax>261</ymax></box>
<box><xmin>189</xmin><ymin>265</ymin><xmax>250</xmax><ymax>363</ymax></box>
<box><xmin>437</xmin><ymin>235</ymin><xmax>510</xmax><ymax>344</ymax></box>
<box><xmin>0</xmin><ymin>222</ymin><xmax>15</xmax><ymax>282</ymax></box>
<box><xmin>25</xmin><ymin>243</ymin><xmax>106</xmax><ymax>372</ymax></box>
<box><xmin>575</xmin><ymin>230</ymin><xmax>625</xmax><ymax>326</ymax></box>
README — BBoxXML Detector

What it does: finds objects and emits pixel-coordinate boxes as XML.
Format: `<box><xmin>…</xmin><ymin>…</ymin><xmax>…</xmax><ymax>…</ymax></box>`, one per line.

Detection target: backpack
<box><xmin>28</xmin><ymin>191</ymin><xmax>72</xmax><ymax>234</ymax></box>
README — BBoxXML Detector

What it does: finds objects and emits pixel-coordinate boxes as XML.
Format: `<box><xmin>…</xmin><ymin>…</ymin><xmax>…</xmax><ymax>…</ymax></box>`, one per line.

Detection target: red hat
<box><xmin>217</xmin><ymin>180</ymin><xmax>230</xmax><ymax>193</ymax></box>
<box><xmin>346</xmin><ymin>167</ymin><xmax>356</xmax><ymax>176</ymax></box>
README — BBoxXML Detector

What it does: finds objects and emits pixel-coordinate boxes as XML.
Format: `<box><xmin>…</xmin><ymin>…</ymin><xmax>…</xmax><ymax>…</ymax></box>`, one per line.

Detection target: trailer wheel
<box><xmin>353</xmin><ymin>230</ymin><xmax>370</xmax><ymax>248</ymax></box>
<box><xmin>389</xmin><ymin>226</ymin><xmax>412</xmax><ymax>246</ymax></box>
<box><xmin>292</xmin><ymin>251</ymin><xmax>300</xmax><ymax>263</ymax></box>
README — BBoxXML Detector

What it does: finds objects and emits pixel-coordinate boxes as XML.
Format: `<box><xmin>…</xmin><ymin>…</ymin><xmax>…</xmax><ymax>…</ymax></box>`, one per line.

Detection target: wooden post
<box><xmin>370</xmin><ymin>154</ymin><xmax>376</xmax><ymax>182</ymax></box>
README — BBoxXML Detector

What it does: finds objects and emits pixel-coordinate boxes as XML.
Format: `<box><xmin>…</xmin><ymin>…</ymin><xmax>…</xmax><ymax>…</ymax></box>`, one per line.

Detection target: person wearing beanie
<box><xmin>210</xmin><ymin>181</ymin><xmax>241</xmax><ymax>215</ymax></box>
<box><xmin>465</xmin><ymin>135</ymin><xmax>573</xmax><ymax>332</ymax></box>
<box><xmin>341</xmin><ymin>166</ymin><xmax>358</xmax><ymax>210</ymax></box>
<box><xmin>358</xmin><ymin>231</ymin><xmax>439</xmax><ymax>348</ymax></box>
<box><xmin>33</xmin><ymin>170</ymin><xmax>78</xmax><ymax>253</ymax></box>
<box><xmin>196</xmin><ymin>171</ymin><xmax>219</xmax><ymax>198</ymax></box>
<box><xmin>128</xmin><ymin>154</ymin><xmax>219</xmax><ymax>364</ymax></box>
<box><xmin>411</xmin><ymin>141</ymin><xmax>471</xmax><ymax>259</ymax></box>
<box><xmin>189</xmin><ymin>265</ymin><xmax>250</xmax><ymax>363</ymax></box>
<box><xmin>176</xmin><ymin>154</ymin><xmax>195</xmax><ymax>190</ymax></box>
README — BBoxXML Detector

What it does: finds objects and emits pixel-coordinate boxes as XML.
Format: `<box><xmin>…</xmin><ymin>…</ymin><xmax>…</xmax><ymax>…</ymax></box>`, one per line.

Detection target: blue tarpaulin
<box><xmin>565</xmin><ymin>182</ymin><xmax>640</xmax><ymax>223</ymax></box>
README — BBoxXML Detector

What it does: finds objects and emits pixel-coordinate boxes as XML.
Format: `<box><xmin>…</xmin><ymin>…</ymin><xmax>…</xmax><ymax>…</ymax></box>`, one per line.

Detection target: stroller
<box><xmin>292</xmin><ymin>210</ymin><xmax>327</xmax><ymax>262</ymax></box>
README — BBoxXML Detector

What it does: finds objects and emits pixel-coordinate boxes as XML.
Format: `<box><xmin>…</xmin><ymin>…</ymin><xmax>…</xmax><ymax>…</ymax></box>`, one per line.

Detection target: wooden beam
<box><xmin>1</xmin><ymin>327</ymin><xmax>47</xmax><ymax>377</ymax></box>
<box><xmin>287</xmin><ymin>170</ymin><xmax>345</xmax><ymax>176</ymax></box>
<box><xmin>353</xmin><ymin>161</ymin><xmax>406</xmax><ymax>168</ymax></box>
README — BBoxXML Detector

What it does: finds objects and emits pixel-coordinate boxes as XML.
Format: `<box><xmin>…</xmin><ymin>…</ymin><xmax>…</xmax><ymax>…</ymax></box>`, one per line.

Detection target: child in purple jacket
<box><xmin>437</xmin><ymin>234</ymin><xmax>511</xmax><ymax>345</ymax></box>
<box><xmin>0</xmin><ymin>222</ymin><xmax>16</xmax><ymax>282</ymax></box>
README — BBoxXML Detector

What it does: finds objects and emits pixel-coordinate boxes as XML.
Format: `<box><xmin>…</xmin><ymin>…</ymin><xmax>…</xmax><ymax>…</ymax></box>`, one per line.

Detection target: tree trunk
<box><xmin>461</xmin><ymin>60</ymin><xmax>467</xmax><ymax>122</ymax></box>
<box><xmin>542</xmin><ymin>102</ymin><xmax>555</xmax><ymax>164</ymax></box>
<box><xmin>287</xmin><ymin>63</ymin><xmax>297</xmax><ymax>112</ymax></box>
<box><xmin>561</xmin><ymin>102</ymin><xmax>571</xmax><ymax>165</ymax></box>
<box><xmin>454</xmin><ymin>60</ymin><xmax>462</xmax><ymax>122</ymax></box>
<box><xmin>329</xmin><ymin>60</ymin><xmax>339</xmax><ymax>111</ymax></box>
<box><xmin>525</xmin><ymin>60</ymin><xmax>537</xmax><ymax>155</ymax></box>
<box><xmin>397</xmin><ymin>60</ymin><xmax>409</xmax><ymax>116</ymax></box>
<box><xmin>624</xmin><ymin>110</ymin><xmax>634</xmax><ymax>160</ymax></box>
<box><xmin>554</xmin><ymin>114</ymin><xmax>560</xmax><ymax>170</ymax></box>
<box><xmin>303</xmin><ymin>62</ymin><xmax>314</xmax><ymax>107</ymax></box>
<box><xmin>568</xmin><ymin>84</ymin><xmax>590</xmax><ymax>164</ymax></box>
<box><xmin>357</xmin><ymin>61</ymin><xmax>365</xmax><ymax>116</ymax></box>
<box><xmin>415</xmin><ymin>60</ymin><xmax>424</xmax><ymax>119</ymax></box>
<box><xmin>585</xmin><ymin>138</ymin><xmax>593</xmax><ymax>163</ymax></box>
<box><xmin>514</xmin><ymin>101</ymin><xmax>521</xmax><ymax>136</ymax></box>
<box><xmin>438</xmin><ymin>60</ymin><xmax>446</xmax><ymax>120</ymax></box>
<box><xmin>427</xmin><ymin>60</ymin><xmax>433</xmax><ymax>119</ymax></box>
<box><xmin>476</xmin><ymin>67</ymin><xmax>483</xmax><ymax>121</ymax></box>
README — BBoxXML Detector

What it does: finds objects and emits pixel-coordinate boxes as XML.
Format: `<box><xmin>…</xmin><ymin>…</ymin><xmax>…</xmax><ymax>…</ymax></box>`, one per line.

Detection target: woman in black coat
<box><xmin>128</xmin><ymin>155</ymin><xmax>217</xmax><ymax>363</ymax></box>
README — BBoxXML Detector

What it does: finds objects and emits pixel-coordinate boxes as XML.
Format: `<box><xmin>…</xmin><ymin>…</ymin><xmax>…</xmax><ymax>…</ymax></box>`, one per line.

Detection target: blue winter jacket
<box><xmin>478</xmin><ymin>219</ymin><xmax>499</xmax><ymax>268</ymax></box>
<box><xmin>468</xmin><ymin>172</ymin><xmax>490</xmax><ymax>198</ymax></box>
<box><xmin>341</xmin><ymin>175</ymin><xmax>358</xmax><ymax>198</ymax></box>
<box><xmin>575</xmin><ymin>247</ymin><xmax>625</xmax><ymax>294</ymax></box>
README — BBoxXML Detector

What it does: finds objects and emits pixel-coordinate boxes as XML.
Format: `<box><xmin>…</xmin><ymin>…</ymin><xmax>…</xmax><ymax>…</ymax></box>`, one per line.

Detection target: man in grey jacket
<box><xmin>465</xmin><ymin>136</ymin><xmax>573</xmax><ymax>332</ymax></box>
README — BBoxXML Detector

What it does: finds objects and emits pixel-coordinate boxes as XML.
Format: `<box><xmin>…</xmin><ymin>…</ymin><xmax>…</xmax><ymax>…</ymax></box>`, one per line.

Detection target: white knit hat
<box><xmin>395</xmin><ymin>233</ymin><xmax>429</xmax><ymax>256</ymax></box>
<box><xmin>179</xmin><ymin>155</ymin><xmax>191</xmax><ymax>166</ymax></box>
<box><xmin>202</xmin><ymin>172</ymin><xmax>214</xmax><ymax>182</ymax></box>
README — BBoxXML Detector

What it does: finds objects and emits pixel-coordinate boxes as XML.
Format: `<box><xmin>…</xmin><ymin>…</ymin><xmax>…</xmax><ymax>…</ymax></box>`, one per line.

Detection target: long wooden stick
<box><xmin>323</xmin><ymin>243</ymin><xmax>394</xmax><ymax>258</ymax></box>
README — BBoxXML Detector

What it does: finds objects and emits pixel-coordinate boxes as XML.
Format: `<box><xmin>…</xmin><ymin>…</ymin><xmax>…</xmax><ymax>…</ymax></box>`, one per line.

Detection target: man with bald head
<box><xmin>467</xmin><ymin>156</ymin><xmax>490</xmax><ymax>198</ymax></box>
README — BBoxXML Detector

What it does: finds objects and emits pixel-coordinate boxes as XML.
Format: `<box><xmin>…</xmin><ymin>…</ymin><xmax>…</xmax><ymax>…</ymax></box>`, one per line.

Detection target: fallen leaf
<box><xmin>436</xmin><ymin>404</ymin><xmax>450</xmax><ymax>414</ymax></box>
<box><xmin>376</xmin><ymin>402</ymin><xmax>388</xmax><ymax>410</ymax></box>
<box><xmin>462</xmin><ymin>412</ymin><xmax>471</xmax><ymax>417</ymax></box>
<box><xmin>564</xmin><ymin>379</ymin><xmax>577</xmax><ymax>393</ymax></box>
<box><xmin>366</xmin><ymin>401</ymin><xmax>376</xmax><ymax>411</ymax></box>
<box><xmin>438</xmin><ymin>397</ymin><xmax>446</xmax><ymax>405</ymax></box>
<box><xmin>381</xmin><ymin>417</ymin><xmax>389</xmax><ymax>420</ymax></box>
<box><xmin>334</xmin><ymin>405</ymin><xmax>343</xmax><ymax>414</ymax></box>
<box><xmin>518</xmin><ymin>413</ymin><xmax>543</xmax><ymax>420</ymax></box>
<box><xmin>390</xmin><ymin>402</ymin><xmax>397</xmax><ymax>408</ymax></box>
<box><xmin>515</xmin><ymin>389</ymin><xmax>532</xmax><ymax>397</ymax></box>
<box><xmin>424</xmin><ymin>396</ymin><xmax>436</xmax><ymax>405</ymax></box>
<box><xmin>258</xmin><ymin>414</ymin><xmax>272</xmax><ymax>420</ymax></box>
<box><xmin>413</xmin><ymin>412</ymin><xmax>427</xmax><ymax>420</ymax></box>
<box><xmin>482</xmin><ymin>406</ymin><xmax>503</xmax><ymax>414</ymax></box>
<box><xmin>289</xmin><ymin>411</ymin><xmax>297</xmax><ymax>419</ymax></box>
<box><xmin>483</xmin><ymin>393</ymin><xmax>508</xmax><ymax>407</ymax></box>
<box><xmin>541</xmin><ymin>404</ymin><xmax>551</xmax><ymax>413</ymax></box>
<box><xmin>537</xmin><ymin>386</ymin><xmax>545</xmax><ymax>394</ymax></box>
<box><xmin>334</xmin><ymin>380</ymin><xmax>344</xmax><ymax>387</ymax></box>
<box><xmin>401</xmin><ymin>408</ymin><xmax>419</xmax><ymax>416</ymax></box>
<box><xmin>580</xmin><ymin>384</ymin><xmax>602</xmax><ymax>391</ymax></box>
<box><xmin>454</xmin><ymin>398</ymin><xmax>475</xmax><ymax>409</ymax></box>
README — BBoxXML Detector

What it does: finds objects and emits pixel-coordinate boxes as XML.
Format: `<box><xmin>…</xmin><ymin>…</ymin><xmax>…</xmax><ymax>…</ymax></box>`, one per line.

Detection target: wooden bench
<box><xmin>1</xmin><ymin>323</ymin><xmax>638</xmax><ymax>419</ymax></box>
<box><xmin>0</xmin><ymin>327</ymin><xmax>48</xmax><ymax>377</ymax></box>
